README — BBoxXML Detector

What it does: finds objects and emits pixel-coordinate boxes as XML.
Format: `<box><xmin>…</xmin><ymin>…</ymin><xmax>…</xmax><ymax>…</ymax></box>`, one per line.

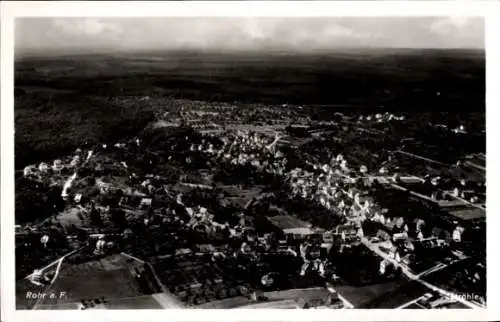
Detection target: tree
<box><xmin>49</xmin><ymin>228</ymin><xmax>69</xmax><ymax>249</ymax></box>
<box><xmin>110</xmin><ymin>208</ymin><xmax>128</xmax><ymax>229</ymax></box>
<box><xmin>76</xmin><ymin>227</ymin><xmax>89</xmax><ymax>242</ymax></box>
<box><xmin>15</xmin><ymin>87</ymin><xmax>27</xmax><ymax>97</ymax></box>
<box><xmin>89</xmin><ymin>204</ymin><xmax>104</xmax><ymax>227</ymax></box>
<box><xmin>15</xmin><ymin>177</ymin><xmax>65</xmax><ymax>224</ymax></box>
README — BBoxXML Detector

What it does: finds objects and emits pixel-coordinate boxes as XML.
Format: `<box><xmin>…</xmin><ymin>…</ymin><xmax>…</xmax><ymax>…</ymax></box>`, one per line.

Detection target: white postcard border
<box><xmin>2</xmin><ymin>1</ymin><xmax>499</xmax><ymax>322</ymax></box>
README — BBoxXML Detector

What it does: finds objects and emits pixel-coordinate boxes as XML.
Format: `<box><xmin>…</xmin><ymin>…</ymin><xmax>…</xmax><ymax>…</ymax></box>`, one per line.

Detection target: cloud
<box><xmin>430</xmin><ymin>17</ymin><xmax>480</xmax><ymax>35</ymax></box>
<box><xmin>15</xmin><ymin>17</ymin><xmax>484</xmax><ymax>54</ymax></box>
<box><xmin>428</xmin><ymin>17</ymin><xmax>484</xmax><ymax>48</ymax></box>
<box><xmin>52</xmin><ymin>18</ymin><xmax>122</xmax><ymax>36</ymax></box>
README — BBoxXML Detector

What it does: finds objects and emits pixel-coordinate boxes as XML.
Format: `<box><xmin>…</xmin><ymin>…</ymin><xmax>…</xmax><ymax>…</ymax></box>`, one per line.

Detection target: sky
<box><xmin>15</xmin><ymin>17</ymin><xmax>484</xmax><ymax>54</ymax></box>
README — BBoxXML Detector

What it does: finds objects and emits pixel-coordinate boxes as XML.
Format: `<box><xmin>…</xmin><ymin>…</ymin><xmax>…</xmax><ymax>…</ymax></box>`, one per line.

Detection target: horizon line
<box><xmin>15</xmin><ymin>46</ymin><xmax>485</xmax><ymax>59</ymax></box>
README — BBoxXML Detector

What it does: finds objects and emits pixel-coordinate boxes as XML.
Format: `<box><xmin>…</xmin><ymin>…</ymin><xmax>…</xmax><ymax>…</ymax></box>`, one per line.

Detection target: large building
<box><xmin>266</xmin><ymin>215</ymin><xmax>324</xmax><ymax>241</ymax></box>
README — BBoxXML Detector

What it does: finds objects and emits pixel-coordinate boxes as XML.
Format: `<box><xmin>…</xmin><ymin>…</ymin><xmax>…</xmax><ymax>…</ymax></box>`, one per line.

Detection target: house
<box><xmin>284</xmin><ymin>227</ymin><xmax>322</xmax><ymax>240</ymax></box>
<box><xmin>392</xmin><ymin>232</ymin><xmax>408</xmax><ymax>241</ymax></box>
<box><xmin>96</xmin><ymin>180</ymin><xmax>112</xmax><ymax>195</ymax></box>
<box><xmin>140</xmin><ymin>198</ymin><xmax>152</xmax><ymax>208</ymax></box>
<box><xmin>389</xmin><ymin>247</ymin><xmax>402</xmax><ymax>262</ymax></box>
<box><xmin>323</xmin><ymin>231</ymin><xmax>335</xmax><ymax>243</ymax></box>
<box><xmin>74</xmin><ymin>193</ymin><xmax>82</xmax><ymax>204</ymax></box>
<box><xmin>414</xmin><ymin>237</ymin><xmax>443</xmax><ymax>250</ymax></box>
<box><xmin>335</xmin><ymin>224</ymin><xmax>360</xmax><ymax>242</ymax></box>
<box><xmin>335</xmin><ymin>224</ymin><xmax>357</xmax><ymax>235</ymax></box>
<box><xmin>385</xmin><ymin>218</ymin><xmax>397</xmax><ymax>232</ymax></box>
<box><xmin>267</xmin><ymin>215</ymin><xmax>323</xmax><ymax>240</ymax></box>
<box><xmin>401</xmin><ymin>253</ymin><xmax>415</xmax><ymax>266</ymax></box>
<box><xmin>376</xmin><ymin>229</ymin><xmax>391</xmax><ymax>241</ymax></box>
<box><xmin>38</xmin><ymin>162</ymin><xmax>49</xmax><ymax>173</ymax></box>
<box><xmin>23</xmin><ymin>165</ymin><xmax>36</xmax><ymax>177</ymax></box>
<box><xmin>431</xmin><ymin>227</ymin><xmax>444</xmax><ymax>239</ymax></box>
<box><xmin>413</xmin><ymin>218</ymin><xmax>426</xmax><ymax>233</ymax></box>
<box><xmin>70</xmin><ymin>155</ymin><xmax>81</xmax><ymax>167</ymax></box>
<box><xmin>52</xmin><ymin>159</ymin><xmax>64</xmax><ymax>172</ymax></box>
<box><xmin>452</xmin><ymin>226</ymin><xmax>465</xmax><ymax>242</ymax></box>
<box><xmin>197</xmin><ymin>244</ymin><xmax>216</xmax><ymax>253</ymax></box>
<box><xmin>321</xmin><ymin>242</ymin><xmax>333</xmax><ymax>253</ymax></box>
<box><xmin>379</xmin><ymin>259</ymin><xmax>389</xmax><ymax>275</ymax></box>
<box><xmin>403</xmin><ymin>239</ymin><xmax>415</xmax><ymax>251</ymax></box>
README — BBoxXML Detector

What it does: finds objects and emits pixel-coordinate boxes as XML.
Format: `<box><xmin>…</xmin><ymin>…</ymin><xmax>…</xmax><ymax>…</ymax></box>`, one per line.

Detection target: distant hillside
<box><xmin>15</xmin><ymin>93</ymin><xmax>155</xmax><ymax>169</ymax></box>
<box><xmin>15</xmin><ymin>49</ymin><xmax>485</xmax><ymax>111</ymax></box>
<box><xmin>14</xmin><ymin>49</ymin><xmax>485</xmax><ymax>168</ymax></box>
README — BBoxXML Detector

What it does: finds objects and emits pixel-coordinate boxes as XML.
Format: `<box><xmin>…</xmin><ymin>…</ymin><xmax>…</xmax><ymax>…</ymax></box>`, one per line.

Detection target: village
<box><xmin>15</xmin><ymin>102</ymin><xmax>486</xmax><ymax>309</ymax></box>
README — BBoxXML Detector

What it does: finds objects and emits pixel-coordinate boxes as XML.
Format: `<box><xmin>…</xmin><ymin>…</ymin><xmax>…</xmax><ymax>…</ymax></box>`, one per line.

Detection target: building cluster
<box><xmin>285</xmin><ymin>154</ymin><xmax>374</xmax><ymax>222</ymax></box>
<box><xmin>22</xmin><ymin>148</ymin><xmax>91</xmax><ymax>182</ymax></box>
<box><xmin>188</xmin><ymin>128</ymin><xmax>479</xmax><ymax>277</ymax></box>
<box><xmin>17</xmin><ymin>117</ymin><xmax>485</xmax><ymax>308</ymax></box>
<box><xmin>189</xmin><ymin>130</ymin><xmax>288</xmax><ymax>175</ymax></box>
<box><xmin>18</xmin><ymin>136</ymin><xmax>349</xmax><ymax>307</ymax></box>
<box><xmin>358</xmin><ymin>112</ymin><xmax>406</xmax><ymax>123</ymax></box>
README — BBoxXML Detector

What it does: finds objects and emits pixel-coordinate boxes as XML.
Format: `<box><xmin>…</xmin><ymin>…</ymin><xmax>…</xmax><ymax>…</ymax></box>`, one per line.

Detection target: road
<box><xmin>144</xmin><ymin>261</ymin><xmax>185</xmax><ymax>308</ymax></box>
<box><xmin>443</xmin><ymin>191</ymin><xmax>486</xmax><ymax>211</ymax></box>
<box><xmin>464</xmin><ymin>161</ymin><xmax>485</xmax><ymax>172</ymax></box>
<box><xmin>263</xmin><ymin>142</ymin><xmax>484</xmax><ymax>309</ymax></box>
<box><xmin>416</xmin><ymin>262</ymin><xmax>447</xmax><ymax>278</ymax></box>
<box><xmin>61</xmin><ymin>149</ymin><xmax>94</xmax><ymax>199</ymax></box>
<box><xmin>390</xmin><ymin>183</ymin><xmax>439</xmax><ymax>204</ymax></box>
<box><xmin>394</xmin><ymin>150</ymin><xmax>448</xmax><ymax>166</ymax></box>
<box><xmin>24</xmin><ymin>248</ymin><xmax>80</xmax><ymax>281</ymax></box>
<box><xmin>360</xmin><ymin>237</ymin><xmax>483</xmax><ymax>309</ymax></box>
<box><xmin>30</xmin><ymin>248</ymin><xmax>81</xmax><ymax>309</ymax></box>
<box><xmin>152</xmin><ymin>293</ymin><xmax>185</xmax><ymax>309</ymax></box>
<box><xmin>325</xmin><ymin>285</ymin><xmax>355</xmax><ymax>308</ymax></box>
<box><xmin>397</xmin><ymin>295</ymin><xmax>427</xmax><ymax>309</ymax></box>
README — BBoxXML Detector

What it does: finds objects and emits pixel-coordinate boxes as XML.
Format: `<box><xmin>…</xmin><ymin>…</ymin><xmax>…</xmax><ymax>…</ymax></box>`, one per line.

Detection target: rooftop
<box><xmin>283</xmin><ymin>227</ymin><xmax>321</xmax><ymax>236</ymax></box>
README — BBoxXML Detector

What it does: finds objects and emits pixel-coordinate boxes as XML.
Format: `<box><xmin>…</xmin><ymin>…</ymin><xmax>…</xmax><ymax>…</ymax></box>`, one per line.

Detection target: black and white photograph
<box><xmin>1</xmin><ymin>2</ymin><xmax>495</xmax><ymax>317</ymax></box>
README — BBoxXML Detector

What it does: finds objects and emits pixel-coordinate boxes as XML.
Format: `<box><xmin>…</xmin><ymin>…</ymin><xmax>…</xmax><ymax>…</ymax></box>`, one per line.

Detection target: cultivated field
<box><xmin>16</xmin><ymin>253</ymin><xmax>162</xmax><ymax>310</ymax></box>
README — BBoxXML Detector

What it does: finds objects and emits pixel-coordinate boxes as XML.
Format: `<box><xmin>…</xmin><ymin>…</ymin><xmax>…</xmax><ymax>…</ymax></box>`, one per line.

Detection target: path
<box><xmin>31</xmin><ymin>248</ymin><xmax>81</xmax><ymax>309</ymax></box>
<box><xmin>394</xmin><ymin>150</ymin><xmax>448</xmax><ymax>166</ymax></box>
<box><xmin>443</xmin><ymin>191</ymin><xmax>486</xmax><ymax>211</ymax></box>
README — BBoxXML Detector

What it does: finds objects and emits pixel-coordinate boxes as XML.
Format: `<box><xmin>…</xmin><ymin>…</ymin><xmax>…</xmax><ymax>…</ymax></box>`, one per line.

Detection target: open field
<box><xmin>195</xmin><ymin>287</ymin><xmax>330</xmax><ymax>309</ymax></box>
<box><xmin>16</xmin><ymin>279</ymin><xmax>51</xmax><ymax>309</ymax></box>
<box><xmin>334</xmin><ymin>279</ymin><xmax>428</xmax><ymax>308</ymax></box>
<box><xmin>422</xmin><ymin>257</ymin><xmax>486</xmax><ymax>306</ymax></box>
<box><xmin>16</xmin><ymin>253</ymin><xmax>160</xmax><ymax>310</ymax></box>
<box><xmin>446</xmin><ymin>206</ymin><xmax>486</xmax><ymax>221</ymax></box>
<box><xmin>35</xmin><ymin>294</ymin><xmax>164</xmax><ymax>310</ymax></box>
